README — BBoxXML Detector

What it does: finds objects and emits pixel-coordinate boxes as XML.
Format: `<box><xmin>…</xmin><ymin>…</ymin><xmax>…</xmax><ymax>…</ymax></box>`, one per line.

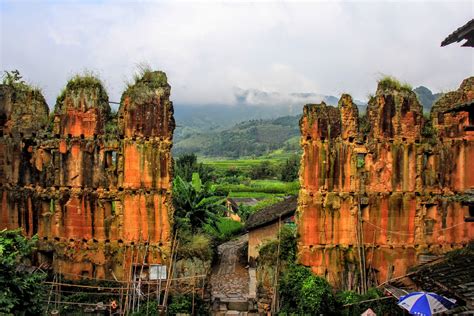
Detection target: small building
<box><xmin>224</xmin><ymin>198</ymin><xmax>242</xmax><ymax>222</ymax></box>
<box><xmin>245</xmin><ymin>196</ymin><xmax>298</xmax><ymax>261</ymax></box>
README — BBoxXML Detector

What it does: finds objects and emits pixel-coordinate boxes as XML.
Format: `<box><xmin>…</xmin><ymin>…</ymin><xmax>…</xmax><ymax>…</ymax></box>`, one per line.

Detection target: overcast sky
<box><xmin>1</xmin><ymin>0</ymin><xmax>473</xmax><ymax>107</ymax></box>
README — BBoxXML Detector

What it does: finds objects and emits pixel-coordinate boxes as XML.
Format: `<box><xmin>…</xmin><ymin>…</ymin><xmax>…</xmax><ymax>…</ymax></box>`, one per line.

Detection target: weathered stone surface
<box><xmin>431</xmin><ymin>77</ymin><xmax>474</xmax><ymax>138</ymax></box>
<box><xmin>367</xmin><ymin>83</ymin><xmax>423</xmax><ymax>140</ymax></box>
<box><xmin>339</xmin><ymin>94</ymin><xmax>359</xmax><ymax>140</ymax></box>
<box><xmin>0</xmin><ymin>71</ymin><xmax>175</xmax><ymax>280</ymax></box>
<box><xmin>0</xmin><ymin>84</ymin><xmax>49</xmax><ymax>138</ymax></box>
<box><xmin>297</xmin><ymin>77</ymin><xmax>474</xmax><ymax>289</ymax></box>
<box><xmin>54</xmin><ymin>76</ymin><xmax>110</xmax><ymax>138</ymax></box>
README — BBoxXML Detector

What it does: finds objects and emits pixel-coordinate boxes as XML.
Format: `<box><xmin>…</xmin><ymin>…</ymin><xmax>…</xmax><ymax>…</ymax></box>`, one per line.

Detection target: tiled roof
<box><xmin>441</xmin><ymin>19</ymin><xmax>474</xmax><ymax>47</ymax></box>
<box><xmin>385</xmin><ymin>245</ymin><xmax>474</xmax><ymax>310</ymax></box>
<box><xmin>245</xmin><ymin>195</ymin><xmax>297</xmax><ymax>230</ymax></box>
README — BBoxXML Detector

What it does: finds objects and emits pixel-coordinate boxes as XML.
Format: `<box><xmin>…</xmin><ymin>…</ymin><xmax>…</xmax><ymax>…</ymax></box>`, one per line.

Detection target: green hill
<box><xmin>173</xmin><ymin>115</ymin><xmax>301</xmax><ymax>158</ymax></box>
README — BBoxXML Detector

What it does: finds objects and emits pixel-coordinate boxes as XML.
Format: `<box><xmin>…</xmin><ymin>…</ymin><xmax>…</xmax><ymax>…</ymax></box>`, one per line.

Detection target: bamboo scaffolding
<box><xmin>123</xmin><ymin>243</ymin><xmax>135</xmax><ymax>314</ymax></box>
<box><xmin>161</xmin><ymin>231</ymin><xmax>178</xmax><ymax>314</ymax></box>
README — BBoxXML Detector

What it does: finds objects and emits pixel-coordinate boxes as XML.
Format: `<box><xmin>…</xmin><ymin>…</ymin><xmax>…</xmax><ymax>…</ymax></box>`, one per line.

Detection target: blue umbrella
<box><xmin>398</xmin><ymin>292</ymin><xmax>457</xmax><ymax>315</ymax></box>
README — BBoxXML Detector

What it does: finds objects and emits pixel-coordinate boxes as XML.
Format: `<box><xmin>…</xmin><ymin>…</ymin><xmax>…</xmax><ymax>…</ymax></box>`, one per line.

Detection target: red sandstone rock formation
<box><xmin>0</xmin><ymin>71</ymin><xmax>174</xmax><ymax>280</ymax></box>
<box><xmin>298</xmin><ymin>77</ymin><xmax>474</xmax><ymax>289</ymax></box>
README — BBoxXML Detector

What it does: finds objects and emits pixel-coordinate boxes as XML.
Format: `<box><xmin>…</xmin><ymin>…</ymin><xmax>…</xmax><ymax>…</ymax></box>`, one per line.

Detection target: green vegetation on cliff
<box><xmin>0</xmin><ymin>229</ymin><xmax>46</xmax><ymax>315</ymax></box>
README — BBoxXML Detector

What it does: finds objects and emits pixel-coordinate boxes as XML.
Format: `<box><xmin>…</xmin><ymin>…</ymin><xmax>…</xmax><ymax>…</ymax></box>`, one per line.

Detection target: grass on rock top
<box><xmin>55</xmin><ymin>72</ymin><xmax>109</xmax><ymax>114</ymax></box>
<box><xmin>377</xmin><ymin>75</ymin><xmax>412</xmax><ymax>92</ymax></box>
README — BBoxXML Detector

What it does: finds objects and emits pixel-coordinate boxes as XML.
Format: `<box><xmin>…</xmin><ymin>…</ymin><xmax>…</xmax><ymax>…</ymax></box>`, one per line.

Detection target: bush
<box><xmin>336</xmin><ymin>288</ymin><xmax>402</xmax><ymax>315</ymax></box>
<box><xmin>167</xmin><ymin>293</ymin><xmax>208</xmax><ymax>315</ymax></box>
<box><xmin>175</xmin><ymin>154</ymin><xmax>214</xmax><ymax>183</ymax></box>
<box><xmin>258</xmin><ymin>225</ymin><xmax>297</xmax><ymax>265</ymax></box>
<box><xmin>216</xmin><ymin>218</ymin><xmax>243</xmax><ymax>239</ymax></box>
<box><xmin>249</xmin><ymin>161</ymin><xmax>278</xmax><ymax>179</ymax></box>
<box><xmin>130</xmin><ymin>300</ymin><xmax>160</xmax><ymax>316</ymax></box>
<box><xmin>0</xmin><ymin>229</ymin><xmax>47</xmax><ymax>315</ymax></box>
<box><xmin>279</xmin><ymin>264</ymin><xmax>336</xmax><ymax>314</ymax></box>
<box><xmin>279</xmin><ymin>154</ymin><xmax>300</xmax><ymax>182</ymax></box>
<box><xmin>300</xmin><ymin>275</ymin><xmax>336</xmax><ymax>314</ymax></box>
<box><xmin>177</xmin><ymin>233</ymin><xmax>213</xmax><ymax>261</ymax></box>
<box><xmin>278</xmin><ymin>225</ymin><xmax>297</xmax><ymax>262</ymax></box>
<box><xmin>168</xmin><ymin>294</ymin><xmax>192</xmax><ymax>314</ymax></box>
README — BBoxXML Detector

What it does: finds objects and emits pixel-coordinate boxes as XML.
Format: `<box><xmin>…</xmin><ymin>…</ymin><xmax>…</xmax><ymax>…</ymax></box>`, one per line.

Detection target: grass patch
<box><xmin>123</xmin><ymin>64</ymin><xmax>169</xmax><ymax>102</ymax></box>
<box><xmin>377</xmin><ymin>75</ymin><xmax>412</xmax><ymax>92</ymax></box>
<box><xmin>55</xmin><ymin>71</ymin><xmax>109</xmax><ymax>115</ymax></box>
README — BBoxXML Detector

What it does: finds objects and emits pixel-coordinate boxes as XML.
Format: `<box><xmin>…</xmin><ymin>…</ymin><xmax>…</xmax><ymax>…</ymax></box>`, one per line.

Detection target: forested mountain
<box><xmin>173</xmin><ymin>115</ymin><xmax>301</xmax><ymax>158</ymax></box>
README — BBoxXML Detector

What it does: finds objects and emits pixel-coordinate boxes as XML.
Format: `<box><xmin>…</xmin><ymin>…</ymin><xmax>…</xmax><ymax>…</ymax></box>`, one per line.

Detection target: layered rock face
<box><xmin>0</xmin><ymin>71</ymin><xmax>175</xmax><ymax>280</ymax></box>
<box><xmin>298</xmin><ymin>78</ymin><xmax>474</xmax><ymax>289</ymax></box>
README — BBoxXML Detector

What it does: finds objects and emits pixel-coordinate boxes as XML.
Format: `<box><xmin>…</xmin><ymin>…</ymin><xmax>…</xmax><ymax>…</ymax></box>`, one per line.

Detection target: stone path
<box><xmin>211</xmin><ymin>234</ymin><xmax>250</xmax><ymax>300</ymax></box>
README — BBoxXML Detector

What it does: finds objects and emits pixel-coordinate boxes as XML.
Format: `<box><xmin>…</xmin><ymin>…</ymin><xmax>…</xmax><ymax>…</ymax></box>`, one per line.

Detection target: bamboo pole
<box><xmin>119</xmin><ymin>246</ymin><xmax>127</xmax><ymax>313</ymax></box>
<box><xmin>46</xmin><ymin>273</ymin><xmax>56</xmax><ymax>315</ymax></box>
<box><xmin>161</xmin><ymin>231</ymin><xmax>178</xmax><ymax>314</ymax></box>
<box><xmin>271</xmin><ymin>216</ymin><xmax>282</xmax><ymax>313</ymax></box>
<box><xmin>124</xmin><ymin>243</ymin><xmax>135</xmax><ymax>315</ymax></box>
<box><xmin>131</xmin><ymin>241</ymin><xmax>142</xmax><ymax>313</ymax></box>
<box><xmin>137</xmin><ymin>238</ymin><xmax>150</xmax><ymax>313</ymax></box>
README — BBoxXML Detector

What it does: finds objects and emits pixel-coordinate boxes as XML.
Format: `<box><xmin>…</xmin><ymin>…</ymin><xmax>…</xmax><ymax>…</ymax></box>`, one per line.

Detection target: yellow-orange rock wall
<box><xmin>0</xmin><ymin>71</ymin><xmax>175</xmax><ymax>280</ymax></box>
<box><xmin>298</xmin><ymin>78</ymin><xmax>474</xmax><ymax>288</ymax></box>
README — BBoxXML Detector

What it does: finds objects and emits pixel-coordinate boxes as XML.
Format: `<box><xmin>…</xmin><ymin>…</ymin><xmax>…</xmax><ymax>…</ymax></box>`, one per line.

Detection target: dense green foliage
<box><xmin>167</xmin><ymin>293</ymin><xmax>208</xmax><ymax>315</ymax></box>
<box><xmin>177</xmin><ymin>233</ymin><xmax>214</xmax><ymax>261</ymax></box>
<box><xmin>279</xmin><ymin>264</ymin><xmax>336</xmax><ymax>314</ymax></box>
<box><xmin>377</xmin><ymin>75</ymin><xmax>412</xmax><ymax>92</ymax></box>
<box><xmin>172</xmin><ymin>174</ymin><xmax>226</xmax><ymax>233</ymax></box>
<box><xmin>0</xmin><ymin>229</ymin><xmax>46</xmax><ymax>315</ymax></box>
<box><xmin>279</xmin><ymin>154</ymin><xmax>300</xmax><ymax>182</ymax></box>
<box><xmin>204</xmin><ymin>217</ymin><xmax>244</xmax><ymax>242</ymax></box>
<box><xmin>337</xmin><ymin>288</ymin><xmax>402</xmax><ymax>315</ymax></box>
<box><xmin>258</xmin><ymin>225</ymin><xmax>297</xmax><ymax>264</ymax></box>
<box><xmin>174</xmin><ymin>153</ymin><xmax>214</xmax><ymax>183</ymax></box>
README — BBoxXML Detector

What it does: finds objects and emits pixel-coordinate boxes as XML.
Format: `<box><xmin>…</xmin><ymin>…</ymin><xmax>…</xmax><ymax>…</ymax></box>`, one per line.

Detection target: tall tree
<box><xmin>174</xmin><ymin>153</ymin><xmax>214</xmax><ymax>183</ymax></box>
<box><xmin>280</xmin><ymin>154</ymin><xmax>300</xmax><ymax>182</ymax></box>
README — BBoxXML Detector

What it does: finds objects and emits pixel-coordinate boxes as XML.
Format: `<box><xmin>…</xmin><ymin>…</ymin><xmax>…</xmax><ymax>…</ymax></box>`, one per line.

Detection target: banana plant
<box><xmin>173</xmin><ymin>173</ymin><xmax>226</xmax><ymax>233</ymax></box>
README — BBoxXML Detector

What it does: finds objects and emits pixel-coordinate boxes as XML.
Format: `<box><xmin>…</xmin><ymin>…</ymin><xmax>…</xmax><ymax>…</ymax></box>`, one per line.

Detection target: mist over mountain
<box><xmin>174</xmin><ymin>90</ymin><xmax>366</xmax><ymax>133</ymax></box>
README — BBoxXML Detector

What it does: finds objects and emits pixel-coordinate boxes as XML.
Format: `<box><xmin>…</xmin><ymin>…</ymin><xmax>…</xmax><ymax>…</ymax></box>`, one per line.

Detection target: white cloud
<box><xmin>1</xmin><ymin>0</ymin><xmax>472</xmax><ymax>108</ymax></box>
